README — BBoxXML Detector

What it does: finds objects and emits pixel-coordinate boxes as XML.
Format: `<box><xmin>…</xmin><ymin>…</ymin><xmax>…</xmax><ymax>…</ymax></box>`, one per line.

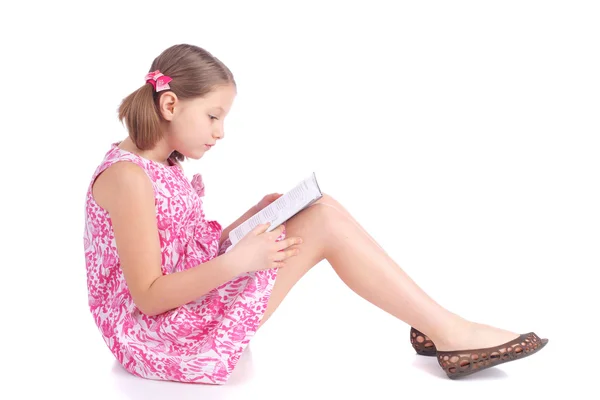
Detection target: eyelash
<box><xmin>209</xmin><ymin>115</ymin><xmax>219</xmax><ymax>121</ymax></box>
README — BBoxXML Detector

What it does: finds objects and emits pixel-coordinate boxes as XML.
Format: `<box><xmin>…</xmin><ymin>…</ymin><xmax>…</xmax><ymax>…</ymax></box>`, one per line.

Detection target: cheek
<box><xmin>175</xmin><ymin>115</ymin><xmax>208</xmax><ymax>144</ymax></box>
<box><xmin>179</xmin><ymin>115</ymin><xmax>202</xmax><ymax>134</ymax></box>
<box><xmin>192</xmin><ymin>120</ymin><xmax>210</xmax><ymax>139</ymax></box>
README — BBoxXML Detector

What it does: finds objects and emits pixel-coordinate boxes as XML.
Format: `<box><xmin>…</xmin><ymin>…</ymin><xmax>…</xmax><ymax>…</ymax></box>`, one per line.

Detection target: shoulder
<box><xmin>93</xmin><ymin>161</ymin><xmax>154</xmax><ymax>212</ymax></box>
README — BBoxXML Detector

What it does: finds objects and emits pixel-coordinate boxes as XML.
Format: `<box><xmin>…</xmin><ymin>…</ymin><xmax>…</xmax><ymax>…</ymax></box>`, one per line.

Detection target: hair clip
<box><xmin>145</xmin><ymin>70</ymin><xmax>172</xmax><ymax>92</ymax></box>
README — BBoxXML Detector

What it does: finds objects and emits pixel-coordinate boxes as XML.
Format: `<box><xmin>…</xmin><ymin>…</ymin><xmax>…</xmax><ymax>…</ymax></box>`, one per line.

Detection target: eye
<box><xmin>209</xmin><ymin>115</ymin><xmax>219</xmax><ymax>121</ymax></box>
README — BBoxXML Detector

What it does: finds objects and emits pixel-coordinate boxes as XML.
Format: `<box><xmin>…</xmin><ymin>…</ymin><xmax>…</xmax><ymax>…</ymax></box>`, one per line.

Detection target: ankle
<box><xmin>427</xmin><ymin>315</ymin><xmax>472</xmax><ymax>347</ymax></box>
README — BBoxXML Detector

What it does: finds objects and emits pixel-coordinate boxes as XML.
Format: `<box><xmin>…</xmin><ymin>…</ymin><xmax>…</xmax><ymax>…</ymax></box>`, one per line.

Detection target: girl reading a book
<box><xmin>84</xmin><ymin>43</ymin><xmax>548</xmax><ymax>385</ymax></box>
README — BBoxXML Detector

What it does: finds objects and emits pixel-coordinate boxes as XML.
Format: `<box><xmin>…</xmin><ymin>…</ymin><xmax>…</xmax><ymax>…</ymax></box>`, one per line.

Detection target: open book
<box><xmin>225</xmin><ymin>172</ymin><xmax>323</xmax><ymax>253</ymax></box>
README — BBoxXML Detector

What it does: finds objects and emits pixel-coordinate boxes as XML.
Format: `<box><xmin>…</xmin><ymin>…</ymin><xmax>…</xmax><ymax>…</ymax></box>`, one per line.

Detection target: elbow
<box><xmin>135</xmin><ymin>301</ymin><xmax>158</xmax><ymax>317</ymax></box>
<box><xmin>133</xmin><ymin>293</ymin><xmax>164</xmax><ymax>317</ymax></box>
<box><xmin>134</xmin><ymin>277</ymin><xmax>167</xmax><ymax>317</ymax></box>
<box><xmin>137</xmin><ymin>304</ymin><xmax>161</xmax><ymax>317</ymax></box>
<box><xmin>137</xmin><ymin>303</ymin><xmax>167</xmax><ymax>317</ymax></box>
<box><xmin>143</xmin><ymin>309</ymin><xmax>163</xmax><ymax>318</ymax></box>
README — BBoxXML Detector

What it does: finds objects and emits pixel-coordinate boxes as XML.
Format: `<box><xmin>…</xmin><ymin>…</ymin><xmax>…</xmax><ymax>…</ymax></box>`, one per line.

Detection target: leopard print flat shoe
<box><xmin>436</xmin><ymin>332</ymin><xmax>549</xmax><ymax>379</ymax></box>
<box><xmin>410</xmin><ymin>327</ymin><xmax>437</xmax><ymax>356</ymax></box>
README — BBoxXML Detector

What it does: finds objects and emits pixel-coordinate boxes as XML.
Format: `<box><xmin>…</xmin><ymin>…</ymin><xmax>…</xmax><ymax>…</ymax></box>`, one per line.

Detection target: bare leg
<box><xmin>259</xmin><ymin>194</ymin><xmax>519</xmax><ymax>351</ymax></box>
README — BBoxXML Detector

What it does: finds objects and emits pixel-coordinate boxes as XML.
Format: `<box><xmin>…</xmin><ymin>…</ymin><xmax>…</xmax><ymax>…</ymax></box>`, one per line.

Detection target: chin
<box><xmin>187</xmin><ymin>149</ymin><xmax>205</xmax><ymax>160</ymax></box>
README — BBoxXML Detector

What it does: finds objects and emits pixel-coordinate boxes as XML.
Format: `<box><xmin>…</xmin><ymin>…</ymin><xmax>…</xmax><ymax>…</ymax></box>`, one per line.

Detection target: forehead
<box><xmin>194</xmin><ymin>85</ymin><xmax>236</xmax><ymax>109</ymax></box>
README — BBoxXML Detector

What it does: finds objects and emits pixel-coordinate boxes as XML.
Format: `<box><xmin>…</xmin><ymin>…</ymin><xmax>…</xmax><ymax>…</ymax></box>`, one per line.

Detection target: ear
<box><xmin>158</xmin><ymin>92</ymin><xmax>178</xmax><ymax>121</ymax></box>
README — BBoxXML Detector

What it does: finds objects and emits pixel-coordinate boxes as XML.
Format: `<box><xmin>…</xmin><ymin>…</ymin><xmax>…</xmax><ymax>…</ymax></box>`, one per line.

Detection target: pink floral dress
<box><xmin>83</xmin><ymin>143</ymin><xmax>284</xmax><ymax>384</ymax></box>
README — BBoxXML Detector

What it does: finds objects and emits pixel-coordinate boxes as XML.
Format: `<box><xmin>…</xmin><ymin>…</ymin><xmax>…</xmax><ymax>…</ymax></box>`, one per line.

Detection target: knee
<box><xmin>308</xmin><ymin>193</ymin><xmax>333</xmax><ymax>212</ymax></box>
<box><xmin>313</xmin><ymin>193</ymin><xmax>336</xmax><ymax>208</ymax></box>
<box><xmin>317</xmin><ymin>193</ymin><xmax>335</xmax><ymax>204</ymax></box>
<box><xmin>309</xmin><ymin>193</ymin><xmax>346</xmax><ymax>221</ymax></box>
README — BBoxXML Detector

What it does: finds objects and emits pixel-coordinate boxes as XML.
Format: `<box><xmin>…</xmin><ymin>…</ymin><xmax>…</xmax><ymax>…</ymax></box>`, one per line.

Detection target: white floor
<box><xmin>13</xmin><ymin>259</ymin><xmax>592</xmax><ymax>399</ymax></box>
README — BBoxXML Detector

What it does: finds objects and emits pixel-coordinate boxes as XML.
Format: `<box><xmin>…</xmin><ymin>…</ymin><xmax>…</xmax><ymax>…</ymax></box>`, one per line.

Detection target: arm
<box><xmin>144</xmin><ymin>252</ymin><xmax>239</xmax><ymax>316</ymax></box>
<box><xmin>93</xmin><ymin>162</ymin><xmax>242</xmax><ymax>317</ymax></box>
<box><xmin>219</xmin><ymin>204</ymin><xmax>259</xmax><ymax>249</ymax></box>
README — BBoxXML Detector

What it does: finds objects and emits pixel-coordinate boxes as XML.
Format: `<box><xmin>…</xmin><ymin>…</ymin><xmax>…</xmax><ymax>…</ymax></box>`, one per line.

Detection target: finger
<box><xmin>264</xmin><ymin>223</ymin><xmax>284</xmax><ymax>240</ymax></box>
<box><xmin>253</xmin><ymin>222</ymin><xmax>271</xmax><ymax>235</ymax></box>
<box><xmin>273</xmin><ymin>248</ymin><xmax>300</xmax><ymax>261</ymax></box>
<box><xmin>277</xmin><ymin>236</ymin><xmax>303</xmax><ymax>250</ymax></box>
<box><xmin>269</xmin><ymin>247</ymin><xmax>297</xmax><ymax>262</ymax></box>
<box><xmin>282</xmin><ymin>248</ymin><xmax>300</xmax><ymax>260</ymax></box>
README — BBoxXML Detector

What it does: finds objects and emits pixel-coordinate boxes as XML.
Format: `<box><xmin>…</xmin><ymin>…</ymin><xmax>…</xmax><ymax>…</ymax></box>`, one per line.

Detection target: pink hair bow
<box><xmin>145</xmin><ymin>70</ymin><xmax>172</xmax><ymax>92</ymax></box>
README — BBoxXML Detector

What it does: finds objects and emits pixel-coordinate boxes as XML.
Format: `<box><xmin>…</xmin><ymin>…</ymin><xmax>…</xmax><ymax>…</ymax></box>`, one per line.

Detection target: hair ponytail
<box><xmin>117</xmin><ymin>82</ymin><xmax>162</xmax><ymax>152</ymax></box>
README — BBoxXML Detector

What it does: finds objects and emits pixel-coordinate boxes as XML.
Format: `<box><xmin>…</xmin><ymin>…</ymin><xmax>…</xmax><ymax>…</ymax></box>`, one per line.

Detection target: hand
<box><xmin>227</xmin><ymin>222</ymin><xmax>303</xmax><ymax>274</ymax></box>
<box><xmin>255</xmin><ymin>193</ymin><xmax>283</xmax><ymax>212</ymax></box>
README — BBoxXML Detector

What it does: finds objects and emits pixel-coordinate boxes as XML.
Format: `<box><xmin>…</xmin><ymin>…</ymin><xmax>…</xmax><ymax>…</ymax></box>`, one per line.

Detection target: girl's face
<box><xmin>163</xmin><ymin>84</ymin><xmax>236</xmax><ymax>159</ymax></box>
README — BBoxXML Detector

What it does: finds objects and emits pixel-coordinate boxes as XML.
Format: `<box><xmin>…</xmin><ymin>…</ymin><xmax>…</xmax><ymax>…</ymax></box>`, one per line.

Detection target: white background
<box><xmin>1</xmin><ymin>0</ymin><xmax>598</xmax><ymax>398</ymax></box>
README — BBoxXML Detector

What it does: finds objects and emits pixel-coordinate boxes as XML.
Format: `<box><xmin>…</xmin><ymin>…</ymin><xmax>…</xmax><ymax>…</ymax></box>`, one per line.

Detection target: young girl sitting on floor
<box><xmin>83</xmin><ymin>43</ymin><xmax>548</xmax><ymax>384</ymax></box>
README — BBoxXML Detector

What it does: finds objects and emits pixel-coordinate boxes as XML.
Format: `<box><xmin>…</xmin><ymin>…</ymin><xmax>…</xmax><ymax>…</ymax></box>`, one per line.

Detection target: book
<box><xmin>225</xmin><ymin>172</ymin><xmax>323</xmax><ymax>253</ymax></box>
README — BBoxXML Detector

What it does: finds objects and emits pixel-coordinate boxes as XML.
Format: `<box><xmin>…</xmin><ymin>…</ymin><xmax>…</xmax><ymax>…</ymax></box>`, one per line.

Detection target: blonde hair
<box><xmin>117</xmin><ymin>44</ymin><xmax>236</xmax><ymax>161</ymax></box>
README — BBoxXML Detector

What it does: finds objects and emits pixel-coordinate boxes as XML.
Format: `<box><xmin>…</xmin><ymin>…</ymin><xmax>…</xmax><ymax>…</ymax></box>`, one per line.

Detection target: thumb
<box><xmin>253</xmin><ymin>222</ymin><xmax>271</xmax><ymax>234</ymax></box>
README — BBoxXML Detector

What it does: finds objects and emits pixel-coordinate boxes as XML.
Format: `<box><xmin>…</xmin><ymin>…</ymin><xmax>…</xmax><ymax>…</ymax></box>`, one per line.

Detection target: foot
<box><xmin>433</xmin><ymin>320</ymin><xmax>521</xmax><ymax>352</ymax></box>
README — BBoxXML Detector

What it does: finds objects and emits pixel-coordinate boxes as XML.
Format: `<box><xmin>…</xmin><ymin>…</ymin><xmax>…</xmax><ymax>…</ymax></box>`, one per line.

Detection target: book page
<box><xmin>225</xmin><ymin>172</ymin><xmax>322</xmax><ymax>252</ymax></box>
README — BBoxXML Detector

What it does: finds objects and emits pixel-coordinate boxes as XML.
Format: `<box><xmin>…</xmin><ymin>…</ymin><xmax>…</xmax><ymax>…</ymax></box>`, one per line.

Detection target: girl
<box><xmin>84</xmin><ymin>43</ymin><xmax>548</xmax><ymax>384</ymax></box>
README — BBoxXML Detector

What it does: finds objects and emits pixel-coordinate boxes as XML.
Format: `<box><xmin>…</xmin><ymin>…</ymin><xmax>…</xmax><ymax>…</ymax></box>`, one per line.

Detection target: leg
<box><xmin>259</xmin><ymin>194</ymin><xmax>520</xmax><ymax>352</ymax></box>
<box><xmin>257</xmin><ymin>201</ymin><xmax>329</xmax><ymax>328</ymax></box>
<box><xmin>259</xmin><ymin>193</ymin><xmax>454</xmax><ymax>332</ymax></box>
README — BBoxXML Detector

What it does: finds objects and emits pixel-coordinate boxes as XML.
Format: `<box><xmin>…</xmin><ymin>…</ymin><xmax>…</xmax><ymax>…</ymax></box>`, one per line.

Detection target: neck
<box><xmin>119</xmin><ymin>137</ymin><xmax>174</xmax><ymax>166</ymax></box>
